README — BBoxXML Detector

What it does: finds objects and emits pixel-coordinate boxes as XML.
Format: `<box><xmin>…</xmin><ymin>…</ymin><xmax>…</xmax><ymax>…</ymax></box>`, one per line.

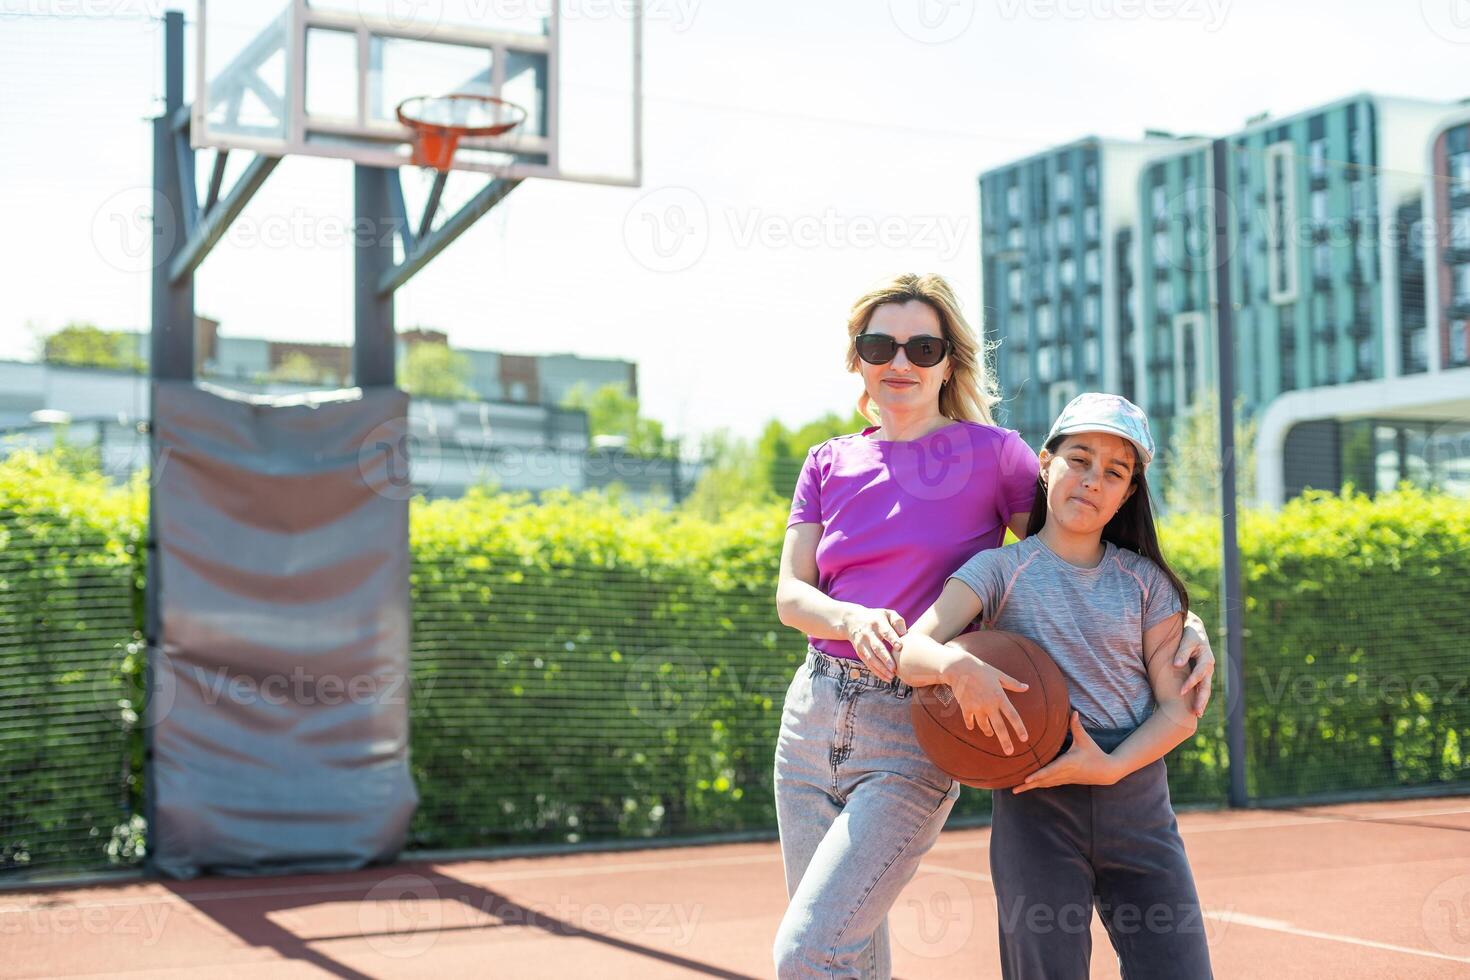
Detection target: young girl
<box><xmin>893</xmin><ymin>391</ymin><xmax>1214</xmax><ymax>979</ymax></box>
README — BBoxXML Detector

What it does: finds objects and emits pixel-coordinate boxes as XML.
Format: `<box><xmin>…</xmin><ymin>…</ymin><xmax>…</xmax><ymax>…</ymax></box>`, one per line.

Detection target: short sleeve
<box><xmin>1141</xmin><ymin>560</ymin><xmax>1185</xmax><ymax>632</ymax></box>
<box><xmin>946</xmin><ymin>548</ymin><xmax>1005</xmax><ymax>621</ymax></box>
<box><xmin>787</xmin><ymin>446</ymin><xmax>823</xmax><ymax>527</ymax></box>
<box><xmin>996</xmin><ymin>429</ymin><xmax>1041</xmax><ymax>525</ymax></box>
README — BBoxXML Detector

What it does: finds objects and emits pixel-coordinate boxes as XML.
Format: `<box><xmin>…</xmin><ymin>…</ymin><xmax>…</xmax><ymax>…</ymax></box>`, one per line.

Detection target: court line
<box><xmin>6</xmin><ymin>805</ymin><xmax>1466</xmax><ymax>913</ymax></box>
<box><xmin>1203</xmin><ymin>910</ymin><xmax>1470</xmax><ymax>965</ymax></box>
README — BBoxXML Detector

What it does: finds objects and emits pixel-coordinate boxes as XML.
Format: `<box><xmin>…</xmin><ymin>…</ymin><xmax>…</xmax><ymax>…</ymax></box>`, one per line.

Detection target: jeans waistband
<box><xmin>806</xmin><ymin>645</ymin><xmax>913</xmax><ymax>698</ymax></box>
<box><xmin>1065</xmin><ymin>724</ymin><xmax>1140</xmax><ymax>754</ymax></box>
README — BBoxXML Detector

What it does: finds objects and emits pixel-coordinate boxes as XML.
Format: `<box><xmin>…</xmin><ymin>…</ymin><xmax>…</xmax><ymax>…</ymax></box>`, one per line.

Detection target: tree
<box><xmin>560</xmin><ymin>382</ymin><xmax>667</xmax><ymax>456</ymax></box>
<box><xmin>399</xmin><ymin>342</ymin><xmax>476</xmax><ymax>401</ymax></box>
<box><xmin>41</xmin><ymin>323</ymin><xmax>144</xmax><ymax>372</ymax></box>
<box><xmin>262</xmin><ymin>351</ymin><xmax>328</xmax><ymax>384</ymax></box>
<box><xmin>682</xmin><ymin>409</ymin><xmax>870</xmax><ymax>519</ymax></box>
<box><xmin>1161</xmin><ymin>389</ymin><xmax>1259</xmax><ymax>514</ymax></box>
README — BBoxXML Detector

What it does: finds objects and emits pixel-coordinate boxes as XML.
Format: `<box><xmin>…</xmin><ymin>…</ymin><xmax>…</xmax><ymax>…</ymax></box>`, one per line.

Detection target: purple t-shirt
<box><xmin>787</xmin><ymin>420</ymin><xmax>1041</xmax><ymax>661</ymax></box>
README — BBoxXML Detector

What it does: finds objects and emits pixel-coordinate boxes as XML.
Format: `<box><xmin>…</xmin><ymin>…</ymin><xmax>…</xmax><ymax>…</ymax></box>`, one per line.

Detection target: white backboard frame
<box><xmin>191</xmin><ymin>0</ymin><xmax>642</xmax><ymax>186</ymax></box>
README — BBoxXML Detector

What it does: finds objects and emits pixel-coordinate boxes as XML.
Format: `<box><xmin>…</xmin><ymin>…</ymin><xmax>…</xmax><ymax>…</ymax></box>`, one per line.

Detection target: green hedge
<box><xmin>2</xmin><ymin>447</ymin><xmax>1467</xmax><ymax>873</ymax></box>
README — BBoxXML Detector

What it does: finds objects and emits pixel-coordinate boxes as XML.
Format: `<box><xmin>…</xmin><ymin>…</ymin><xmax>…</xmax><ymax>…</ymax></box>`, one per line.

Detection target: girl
<box><xmin>893</xmin><ymin>391</ymin><xmax>1215</xmax><ymax>979</ymax></box>
<box><xmin>774</xmin><ymin>274</ymin><xmax>1217</xmax><ymax>979</ymax></box>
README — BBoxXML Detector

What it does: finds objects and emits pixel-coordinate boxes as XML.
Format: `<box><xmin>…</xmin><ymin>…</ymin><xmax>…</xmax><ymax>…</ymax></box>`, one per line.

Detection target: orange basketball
<box><xmin>910</xmin><ymin>629</ymin><xmax>1072</xmax><ymax>789</ymax></box>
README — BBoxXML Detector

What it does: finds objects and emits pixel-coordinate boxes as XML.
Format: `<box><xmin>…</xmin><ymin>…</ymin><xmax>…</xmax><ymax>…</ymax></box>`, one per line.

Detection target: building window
<box><xmin>1060</xmin><ymin>258</ymin><xmax>1076</xmax><ymax>287</ymax></box>
<box><xmin>1313</xmin><ymin>243</ymin><xmax>1332</xmax><ymax>280</ymax></box>
<box><xmin>1007</xmin><ymin>226</ymin><xmax>1023</xmax><ymax>249</ymax></box>
<box><xmin>1452</xmin><ymin>322</ymin><xmax>1469</xmax><ymax>364</ymax></box>
<box><xmin>1006</xmin><ymin>185</ymin><xmax>1021</xmax><ymax>218</ymax></box>
<box><xmin>1038</xmin><ymin>346</ymin><xmax>1055</xmax><ymax>382</ymax></box>
<box><xmin>1008</xmin><ymin>266</ymin><xmax>1023</xmax><ymax>300</ymax></box>
<box><xmin>1153</xmin><ymin>232</ymin><xmax>1171</xmax><ymax>271</ymax></box>
<box><xmin>1453</xmin><ymin>210</ymin><xmax>1470</xmax><ymax>250</ymax></box>
<box><xmin>1266</xmin><ymin>141</ymin><xmax>1300</xmax><ymax>305</ymax></box>
<box><xmin>1084</xmin><ymin>337</ymin><xmax>1099</xmax><ymax>375</ymax></box>
<box><xmin>1084</xmin><ymin>160</ymin><xmax>1098</xmax><ymax>194</ymax></box>
<box><xmin>1309</xmin><ymin>139</ymin><xmax>1328</xmax><ymax>177</ymax></box>
<box><xmin>1058</xmin><ymin>216</ymin><xmax>1073</xmax><ymax>246</ymax></box>
<box><xmin>1084</xmin><ymin>294</ymin><xmax>1100</xmax><ymax>330</ymax></box>
<box><xmin>1311</xmin><ymin>188</ymin><xmax>1329</xmax><ymax>226</ymax></box>
<box><xmin>1356</xmin><ymin>336</ymin><xmax>1374</xmax><ymax>376</ymax></box>
<box><xmin>1457</xmin><ymin>263</ymin><xmax>1470</xmax><ymax>306</ymax></box>
<box><xmin>1155</xmin><ymin>280</ymin><xmax>1172</xmax><ymax>315</ymax></box>
<box><xmin>1057</xmin><ymin>170</ymin><xmax>1074</xmax><ymax>206</ymax></box>
<box><xmin>1037</xmin><ymin>303</ymin><xmax>1053</xmax><ymax>340</ymax></box>
<box><xmin>1084</xmin><ymin>249</ymin><xmax>1100</xmax><ymax>285</ymax></box>
<box><xmin>1151</xmin><ymin>184</ymin><xmax>1167</xmax><ymax>219</ymax></box>
<box><xmin>1452</xmin><ymin>150</ymin><xmax>1470</xmax><ymax>194</ymax></box>
<box><xmin>1084</xmin><ymin>206</ymin><xmax>1099</xmax><ymax>240</ymax></box>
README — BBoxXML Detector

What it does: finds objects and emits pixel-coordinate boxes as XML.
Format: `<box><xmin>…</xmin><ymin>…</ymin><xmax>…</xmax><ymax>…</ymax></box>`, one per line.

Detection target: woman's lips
<box><xmin>881</xmin><ymin>379</ymin><xmax>918</xmax><ymax>388</ymax></box>
<box><xmin>1071</xmin><ymin>497</ymin><xmax>1097</xmax><ymax>511</ymax></box>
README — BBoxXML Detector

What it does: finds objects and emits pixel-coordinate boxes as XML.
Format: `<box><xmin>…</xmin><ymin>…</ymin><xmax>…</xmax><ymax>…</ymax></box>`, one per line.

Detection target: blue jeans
<box><xmin>772</xmin><ymin>647</ymin><xmax>961</xmax><ymax>978</ymax></box>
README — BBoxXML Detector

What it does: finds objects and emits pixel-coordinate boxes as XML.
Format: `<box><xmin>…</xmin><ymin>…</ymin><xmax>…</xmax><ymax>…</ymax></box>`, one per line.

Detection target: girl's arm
<box><xmin>889</xmin><ymin>579</ymin><xmax>984</xmax><ymax>686</ymax></box>
<box><xmin>893</xmin><ymin>580</ymin><xmax>1034</xmax><ymax>755</ymax></box>
<box><xmin>1013</xmin><ymin>611</ymin><xmax>1196</xmax><ymax>792</ymax></box>
<box><xmin>776</xmin><ymin>523</ymin><xmax>906</xmax><ymax>681</ymax></box>
<box><xmin>1100</xmin><ymin>612</ymin><xmax>1200</xmax><ymax>780</ymax></box>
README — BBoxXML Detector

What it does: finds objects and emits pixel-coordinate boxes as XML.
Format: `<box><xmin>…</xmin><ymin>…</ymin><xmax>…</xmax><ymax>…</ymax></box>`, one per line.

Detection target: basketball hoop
<box><xmin>395</xmin><ymin>94</ymin><xmax>528</xmax><ymax>171</ymax></box>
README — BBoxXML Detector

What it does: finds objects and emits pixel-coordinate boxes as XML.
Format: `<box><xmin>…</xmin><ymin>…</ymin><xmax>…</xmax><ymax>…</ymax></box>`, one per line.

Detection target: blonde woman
<box><xmin>771</xmin><ymin>273</ymin><xmax>1216</xmax><ymax>978</ymax></box>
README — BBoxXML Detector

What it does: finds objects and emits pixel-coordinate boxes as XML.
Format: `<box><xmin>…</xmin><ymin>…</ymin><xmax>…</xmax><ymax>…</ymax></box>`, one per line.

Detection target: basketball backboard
<box><xmin>191</xmin><ymin>0</ymin><xmax>640</xmax><ymax>185</ymax></box>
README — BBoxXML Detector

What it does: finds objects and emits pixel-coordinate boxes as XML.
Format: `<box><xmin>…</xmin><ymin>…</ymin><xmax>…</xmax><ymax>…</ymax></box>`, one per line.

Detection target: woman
<box><xmin>771</xmin><ymin>273</ymin><xmax>1215</xmax><ymax>978</ymax></box>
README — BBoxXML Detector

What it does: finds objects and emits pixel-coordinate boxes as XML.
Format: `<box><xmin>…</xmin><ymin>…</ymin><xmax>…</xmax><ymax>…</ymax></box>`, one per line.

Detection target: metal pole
<box><xmin>145</xmin><ymin>7</ymin><xmax>194</xmax><ymax>876</ymax></box>
<box><xmin>1210</xmin><ymin>138</ymin><xmax>1249</xmax><ymax>808</ymax></box>
<box><xmin>354</xmin><ymin>165</ymin><xmax>396</xmax><ymax>387</ymax></box>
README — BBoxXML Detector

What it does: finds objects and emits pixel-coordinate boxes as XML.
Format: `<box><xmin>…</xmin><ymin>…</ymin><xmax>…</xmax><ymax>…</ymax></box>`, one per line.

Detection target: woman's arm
<box><xmin>1173</xmin><ymin>611</ymin><xmax>1216</xmax><ymax>717</ymax></box>
<box><xmin>776</xmin><ymin>523</ymin><xmax>905</xmax><ymax>680</ymax></box>
<box><xmin>1100</xmin><ymin>612</ymin><xmax>1199</xmax><ymax>780</ymax></box>
<box><xmin>889</xmin><ymin>580</ymin><xmax>985</xmax><ymax>687</ymax></box>
<box><xmin>1013</xmin><ymin>612</ymin><xmax>1196</xmax><ymax>792</ymax></box>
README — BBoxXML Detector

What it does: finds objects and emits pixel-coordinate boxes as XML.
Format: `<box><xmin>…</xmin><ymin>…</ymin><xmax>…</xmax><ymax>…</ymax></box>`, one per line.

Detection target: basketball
<box><xmin>910</xmin><ymin>629</ymin><xmax>1072</xmax><ymax>789</ymax></box>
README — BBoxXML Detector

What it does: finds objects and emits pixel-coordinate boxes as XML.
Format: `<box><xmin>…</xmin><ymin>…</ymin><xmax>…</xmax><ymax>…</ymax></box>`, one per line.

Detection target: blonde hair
<box><xmin>844</xmin><ymin>272</ymin><xmax>1000</xmax><ymax>426</ymax></box>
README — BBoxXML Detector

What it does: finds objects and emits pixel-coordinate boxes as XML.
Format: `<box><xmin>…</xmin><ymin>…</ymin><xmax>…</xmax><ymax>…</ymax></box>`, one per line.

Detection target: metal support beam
<box><xmin>1210</xmin><ymin>139</ymin><xmax>1249</xmax><ymax>808</ymax></box>
<box><xmin>355</xmin><ymin>165</ymin><xmax>397</xmax><ymax>387</ymax></box>
<box><xmin>169</xmin><ymin>154</ymin><xmax>280</xmax><ymax>284</ymax></box>
<box><xmin>205</xmin><ymin>149</ymin><xmax>229</xmax><ymax>215</ymax></box>
<box><xmin>378</xmin><ymin>177</ymin><xmax>522</xmax><ymax>296</ymax></box>
<box><xmin>419</xmin><ymin>170</ymin><xmax>448</xmax><ymax>242</ymax></box>
<box><xmin>387</xmin><ymin>170</ymin><xmax>415</xmax><ymax>255</ymax></box>
<box><xmin>174</xmin><ymin>130</ymin><xmax>198</xmax><ymax>236</ymax></box>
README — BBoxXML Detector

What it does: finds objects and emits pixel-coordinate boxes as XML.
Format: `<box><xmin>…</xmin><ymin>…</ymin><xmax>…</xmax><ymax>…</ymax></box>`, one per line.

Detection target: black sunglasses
<box><xmin>854</xmin><ymin>332</ymin><xmax>951</xmax><ymax>368</ymax></box>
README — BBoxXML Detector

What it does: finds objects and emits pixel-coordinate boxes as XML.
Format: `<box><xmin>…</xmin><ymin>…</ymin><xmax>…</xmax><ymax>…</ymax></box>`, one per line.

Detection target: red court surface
<box><xmin>5</xmin><ymin>796</ymin><xmax>1469</xmax><ymax>978</ymax></box>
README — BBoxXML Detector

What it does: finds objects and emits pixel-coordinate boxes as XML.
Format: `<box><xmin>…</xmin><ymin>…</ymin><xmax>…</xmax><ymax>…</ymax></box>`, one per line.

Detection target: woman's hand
<box><xmin>840</xmin><ymin>605</ymin><xmax>906</xmax><ymax>681</ymax></box>
<box><xmin>942</xmin><ymin>653</ymin><xmax>1031</xmax><ymax>755</ymax></box>
<box><xmin>1012</xmin><ymin>712</ymin><xmax>1120</xmax><ymax>793</ymax></box>
<box><xmin>1175</xmin><ymin>610</ymin><xmax>1216</xmax><ymax>717</ymax></box>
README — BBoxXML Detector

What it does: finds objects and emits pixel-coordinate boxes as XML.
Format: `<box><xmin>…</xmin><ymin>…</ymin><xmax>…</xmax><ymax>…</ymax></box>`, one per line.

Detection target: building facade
<box><xmin>981</xmin><ymin>93</ymin><xmax>1470</xmax><ymax>508</ymax></box>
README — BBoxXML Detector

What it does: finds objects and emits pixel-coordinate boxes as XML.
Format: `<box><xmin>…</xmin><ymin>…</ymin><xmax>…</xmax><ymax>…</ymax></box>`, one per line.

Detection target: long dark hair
<box><xmin>1023</xmin><ymin>435</ymin><xmax>1190</xmax><ymax>622</ymax></box>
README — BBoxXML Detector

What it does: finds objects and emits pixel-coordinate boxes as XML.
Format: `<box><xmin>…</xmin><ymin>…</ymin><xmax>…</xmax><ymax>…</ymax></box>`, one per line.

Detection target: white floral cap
<box><xmin>1044</xmin><ymin>392</ymin><xmax>1156</xmax><ymax>471</ymax></box>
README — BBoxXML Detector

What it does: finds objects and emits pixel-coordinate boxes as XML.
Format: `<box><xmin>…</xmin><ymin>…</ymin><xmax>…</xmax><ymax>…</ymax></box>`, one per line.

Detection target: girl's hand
<box><xmin>1175</xmin><ymin>610</ymin><xmax>1216</xmax><ymax>718</ymax></box>
<box><xmin>840</xmin><ymin>605</ymin><xmax>906</xmax><ymax>682</ymax></box>
<box><xmin>942</xmin><ymin>654</ymin><xmax>1030</xmax><ymax>755</ymax></box>
<box><xmin>1012</xmin><ymin>712</ymin><xmax>1120</xmax><ymax>793</ymax></box>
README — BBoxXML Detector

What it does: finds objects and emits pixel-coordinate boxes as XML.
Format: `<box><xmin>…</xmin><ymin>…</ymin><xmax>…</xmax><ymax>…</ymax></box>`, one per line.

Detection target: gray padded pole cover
<box><xmin>148</xmin><ymin>380</ymin><xmax>418</xmax><ymax>878</ymax></box>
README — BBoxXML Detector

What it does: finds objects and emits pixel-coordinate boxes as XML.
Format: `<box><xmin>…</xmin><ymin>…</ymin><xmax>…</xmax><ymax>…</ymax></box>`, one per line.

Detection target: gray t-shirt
<box><xmin>947</xmin><ymin>534</ymin><xmax>1183</xmax><ymax>729</ymax></box>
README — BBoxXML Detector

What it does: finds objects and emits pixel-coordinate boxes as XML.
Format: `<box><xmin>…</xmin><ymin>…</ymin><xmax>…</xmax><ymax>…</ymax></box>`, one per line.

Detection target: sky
<box><xmin>3</xmin><ymin>0</ymin><xmax>1470</xmax><ymax>443</ymax></box>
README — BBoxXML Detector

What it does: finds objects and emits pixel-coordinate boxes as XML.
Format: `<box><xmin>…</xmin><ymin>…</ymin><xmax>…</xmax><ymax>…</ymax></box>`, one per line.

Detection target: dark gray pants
<box><xmin>989</xmin><ymin>726</ymin><xmax>1214</xmax><ymax>980</ymax></box>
